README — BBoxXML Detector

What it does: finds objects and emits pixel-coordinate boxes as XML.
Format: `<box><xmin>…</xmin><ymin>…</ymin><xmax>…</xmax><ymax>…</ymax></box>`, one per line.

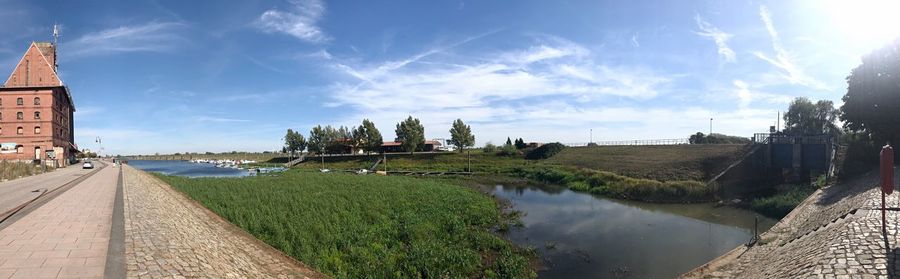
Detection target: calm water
<box><xmin>492</xmin><ymin>183</ymin><xmax>777</xmax><ymax>279</ymax></box>
<box><xmin>128</xmin><ymin>160</ymin><xmax>251</xmax><ymax>177</ymax></box>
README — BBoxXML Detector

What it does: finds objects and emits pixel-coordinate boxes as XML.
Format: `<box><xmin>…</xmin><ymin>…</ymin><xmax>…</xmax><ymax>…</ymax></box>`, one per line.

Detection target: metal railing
<box><xmin>565</xmin><ymin>138</ymin><xmax>690</xmax><ymax>147</ymax></box>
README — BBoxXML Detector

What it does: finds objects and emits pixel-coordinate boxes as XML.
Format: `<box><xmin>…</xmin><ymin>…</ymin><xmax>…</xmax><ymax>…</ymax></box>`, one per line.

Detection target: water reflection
<box><xmin>492</xmin><ymin>184</ymin><xmax>776</xmax><ymax>279</ymax></box>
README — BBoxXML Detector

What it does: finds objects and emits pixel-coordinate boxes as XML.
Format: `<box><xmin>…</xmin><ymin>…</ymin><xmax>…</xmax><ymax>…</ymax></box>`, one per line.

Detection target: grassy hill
<box><xmin>544</xmin><ymin>145</ymin><xmax>749</xmax><ymax>181</ymax></box>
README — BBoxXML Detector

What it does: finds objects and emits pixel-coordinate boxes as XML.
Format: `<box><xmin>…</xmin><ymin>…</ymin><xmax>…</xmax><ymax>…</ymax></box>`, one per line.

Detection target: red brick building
<box><xmin>0</xmin><ymin>42</ymin><xmax>76</xmax><ymax>166</ymax></box>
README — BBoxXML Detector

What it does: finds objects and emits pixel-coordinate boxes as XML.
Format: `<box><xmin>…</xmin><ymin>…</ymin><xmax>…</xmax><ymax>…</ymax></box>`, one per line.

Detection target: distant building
<box><xmin>0</xmin><ymin>42</ymin><xmax>76</xmax><ymax>166</ymax></box>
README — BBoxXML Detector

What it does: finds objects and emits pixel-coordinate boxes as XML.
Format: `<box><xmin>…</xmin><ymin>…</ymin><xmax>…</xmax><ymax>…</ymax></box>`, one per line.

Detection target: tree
<box><xmin>284</xmin><ymin>129</ymin><xmax>307</xmax><ymax>157</ymax></box>
<box><xmin>514</xmin><ymin>138</ymin><xmax>527</xmax><ymax>149</ymax></box>
<box><xmin>783</xmin><ymin>97</ymin><xmax>840</xmax><ymax>136</ymax></box>
<box><xmin>354</xmin><ymin>119</ymin><xmax>383</xmax><ymax>153</ymax></box>
<box><xmin>449</xmin><ymin>119</ymin><xmax>475</xmax><ymax>153</ymax></box>
<box><xmin>841</xmin><ymin>39</ymin><xmax>900</xmax><ymax>146</ymax></box>
<box><xmin>689</xmin><ymin>132</ymin><xmax>707</xmax><ymax>144</ymax></box>
<box><xmin>505</xmin><ymin>137</ymin><xmax>513</xmax><ymax>146</ymax></box>
<box><xmin>308</xmin><ymin>125</ymin><xmax>327</xmax><ymax>154</ymax></box>
<box><xmin>395</xmin><ymin>116</ymin><xmax>425</xmax><ymax>153</ymax></box>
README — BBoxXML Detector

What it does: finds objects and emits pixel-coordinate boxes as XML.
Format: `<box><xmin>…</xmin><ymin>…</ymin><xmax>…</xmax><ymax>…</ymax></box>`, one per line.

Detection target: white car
<box><xmin>82</xmin><ymin>161</ymin><xmax>94</xmax><ymax>169</ymax></box>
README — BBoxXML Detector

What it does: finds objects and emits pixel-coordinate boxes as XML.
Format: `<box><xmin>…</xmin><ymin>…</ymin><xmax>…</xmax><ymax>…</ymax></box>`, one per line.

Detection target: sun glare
<box><xmin>822</xmin><ymin>0</ymin><xmax>900</xmax><ymax>53</ymax></box>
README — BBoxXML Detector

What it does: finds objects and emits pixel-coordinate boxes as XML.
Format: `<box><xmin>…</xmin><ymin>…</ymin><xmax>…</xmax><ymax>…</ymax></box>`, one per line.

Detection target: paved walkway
<box><xmin>122</xmin><ymin>166</ymin><xmax>324</xmax><ymax>278</ymax></box>
<box><xmin>0</xmin><ymin>164</ymin><xmax>117</xmax><ymax>279</ymax></box>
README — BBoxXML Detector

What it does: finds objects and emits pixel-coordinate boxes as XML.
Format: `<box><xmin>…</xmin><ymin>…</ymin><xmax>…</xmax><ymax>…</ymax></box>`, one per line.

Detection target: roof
<box><xmin>1</xmin><ymin>42</ymin><xmax>74</xmax><ymax>111</ymax></box>
<box><xmin>381</xmin><ymin>141</ymin><xmax>441</xmax><ymax>147</ymax></box>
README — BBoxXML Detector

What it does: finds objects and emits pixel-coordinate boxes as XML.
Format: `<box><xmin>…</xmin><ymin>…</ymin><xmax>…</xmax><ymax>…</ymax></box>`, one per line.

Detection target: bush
<box><xmin>482</xmin><ymin>142</ymin><xmax>498</xmax><ymax>154</ymax></box>
<box><xmin>497</xmin><ymin>144</ymin><xmax>518</xmax><ymax>156</ymax></box>
<box><xmin>750</xmin><ymin>185</ymin><xmax>816</xmax><ymax>218</ymax></box>
<box><xmin>525</xmin><ymin>143</ymin><xmax>566</xmax><ymax>160</ymax></box>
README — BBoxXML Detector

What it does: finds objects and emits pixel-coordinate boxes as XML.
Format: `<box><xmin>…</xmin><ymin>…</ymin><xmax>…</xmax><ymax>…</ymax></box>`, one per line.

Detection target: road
<box><xmin>0</xmin><ymin>164</ymin><xmax>95</xmax><ymax>218</ymax></box>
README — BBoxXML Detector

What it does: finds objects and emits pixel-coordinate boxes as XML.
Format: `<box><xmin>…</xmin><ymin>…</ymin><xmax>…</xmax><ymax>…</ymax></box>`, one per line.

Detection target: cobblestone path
<box><xmin>684</xmin><ymin>167</ymin><xmax>900</xmax><ymax>278</ymax></box>
<box><xmin>123</xmin><ymin>166</ymin><xmax>325</xmax><ymax>279</ymax></box>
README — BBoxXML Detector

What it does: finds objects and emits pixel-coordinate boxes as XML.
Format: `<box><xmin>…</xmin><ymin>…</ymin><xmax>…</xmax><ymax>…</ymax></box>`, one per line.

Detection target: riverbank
<box><xmin>155</xmin><ymin>169</ymin><xmax>536</xmax><ymax>278</ymax></box>
<box><xmin>683</xmin><ymin>167</ymin><xmax>896</xmax><ymax>278</ymax></box>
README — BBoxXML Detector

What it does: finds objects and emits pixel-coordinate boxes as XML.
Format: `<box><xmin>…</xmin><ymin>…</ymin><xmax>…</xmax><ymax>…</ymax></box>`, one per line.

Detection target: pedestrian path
<box><xmin>0</xmin><ymin>164</ymin><xmax>118</xmax><ymax>279</ymax></box>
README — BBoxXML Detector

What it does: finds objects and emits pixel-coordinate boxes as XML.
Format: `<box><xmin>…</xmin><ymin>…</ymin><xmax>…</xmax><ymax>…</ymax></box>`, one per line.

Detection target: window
<box><xmin>34</xmin><ymin>112</ymin><xmax>40</xmax><ymax>120</ymax></box>
<box><xmin>0</xmin><ymin>98</ymin><xmax>3</xmax><ymax>106</ymax></box>
<box><xmin>16</xmin><ymin>127</ymin><xmax>23</xmax><ymax>135</ymax></box>
<box><xmin>16</xmin><ymin>145</ymin><xmax>23</xmax><ymax>154</ymax></box>
<box><xmin>16</xmin><ymin>112</ymin><xmax>23</xmax><ymax>120</ymax></box>
<box><xmin>0</xmin><ymin>112</ymin><xmax>3</xmax><ymax>120</ymax></box>
<box><xmin>33</xmin><ymin>97</ymin><xmax>40</xmax><ymax>105</ymax></box>
<box><xmin>34</xmin><ymin>126</ymin><xmax>40</xmax><ymax>134</ymax></box>
<box><xmin>16</xmin><ymin>98</ymin><xmax>22</xmax><ymax>106</ymax></box>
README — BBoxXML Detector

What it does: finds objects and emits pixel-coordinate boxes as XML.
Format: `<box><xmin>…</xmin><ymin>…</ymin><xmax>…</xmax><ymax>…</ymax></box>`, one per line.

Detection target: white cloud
<box><xmin>66</xmin><ymin>22</ymin><xmax>186</xmax><ymax>57</ymax></box>
<box><xmin>754</xmin><ymin>6</ymin><xmax>828</xmax><ymax>90</ymax></box>
<box><xmin>194</xmin><ymin>116</ymin><xmax>252</xmax><ymax>123</ymax></box>
<box><xmin>732</xmin><ymin>79</ymin><xmax>794</xmax><ymax>109</ymax></box>
<box><xmin>631</xmin><ymin>33</ymin><xmax>640</xmax><ymax>48</ymax></box>
<box><xmin>693</xmin><ymin>14</ymin><xmax>736</xmax><ymax>63</ymax></box>
<box><xmin>256</xmin><ymin>0</ymin><xmax>329</xmax><ymax>43</ymax></box>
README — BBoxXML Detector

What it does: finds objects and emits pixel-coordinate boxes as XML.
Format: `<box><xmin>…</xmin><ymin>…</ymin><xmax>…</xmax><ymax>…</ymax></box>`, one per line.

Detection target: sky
<box><xmin>1</xmin><ymin>0</ymin><xmax>898</xmax><ymax>155</ymax></box>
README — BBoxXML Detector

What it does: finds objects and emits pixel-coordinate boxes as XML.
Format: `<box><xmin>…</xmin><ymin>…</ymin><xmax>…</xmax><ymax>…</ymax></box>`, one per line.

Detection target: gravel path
<box><xmin>123</xmin><ymin>166</ymin><xmax>325</xmax><ymax>279</ymax></box>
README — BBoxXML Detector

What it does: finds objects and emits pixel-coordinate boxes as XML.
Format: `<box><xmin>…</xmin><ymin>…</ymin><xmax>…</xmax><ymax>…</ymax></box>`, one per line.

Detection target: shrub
<box><xmin>482</xmin><ymin>142</ymin><xmax>498</xmax><ymax>154</ymax></box>
<box><xmin>525</xmin><ymin>143</ymin><xmax>566</xmax><ymax>160</ymax></box>
<box><xmin>750</xmin><ymin>185</ymin><xmax>816</xmax><ymax>218</ymax></box>
<box><xmin>497</xmin><ymin>144</ymin><xmax>518</xmax><ymax>156</ymax></box>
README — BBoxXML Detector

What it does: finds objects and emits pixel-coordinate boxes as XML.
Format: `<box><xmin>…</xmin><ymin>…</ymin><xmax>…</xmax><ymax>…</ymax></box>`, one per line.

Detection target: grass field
<box><xmin>157</xmin><ymin>171</ymin><xmax>535</xmax><ymax>279</ymax></box>
<box><xmin>545</xmin><ymin>145</ymin><xmax>748</xmax><ymax>181</ymax></box>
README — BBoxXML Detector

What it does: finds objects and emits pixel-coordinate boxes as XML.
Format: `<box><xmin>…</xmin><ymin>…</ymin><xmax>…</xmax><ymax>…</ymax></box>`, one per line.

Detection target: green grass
<box><xmin>297</xmin><ymin>152</ymin><xmax>534</xmax><ymax>173</ymax></box>
<box><xmin>750</xmin><ymin>185</ymin><xmax>817</xmax><ymax>218</ymax></box>
<box><xmin>156</xmin><ymin>171</ymin><xmax>535</xmax><ymax>279</ymax></box>
<box><xmin>544</xmin><ymin>145</ymin><xmax>748</xmax><ymax>181</ymax></box>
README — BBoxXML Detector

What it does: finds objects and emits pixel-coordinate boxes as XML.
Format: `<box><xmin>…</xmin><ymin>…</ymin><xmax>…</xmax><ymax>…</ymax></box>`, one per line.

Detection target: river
<box><xmin>129</xmin><ymin>160</ymin><xmax>777</xmax><ymax>278</ymax></box>
<box><xmin>492</xmin><ymin>183</ymin><xmax>777</xmax><ymax>278</ymax></box>
<box><xmin>128</xmin><ymin>160</ymin><xmax>251</xmax><ymax>178</ymax></box>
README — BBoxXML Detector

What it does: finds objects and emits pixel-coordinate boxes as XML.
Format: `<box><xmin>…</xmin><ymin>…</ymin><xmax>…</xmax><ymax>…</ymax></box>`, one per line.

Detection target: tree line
<box><xmin>283</xmin><ymin>117</ymin><xmax>477</xmax><ymax>156</ymax></box>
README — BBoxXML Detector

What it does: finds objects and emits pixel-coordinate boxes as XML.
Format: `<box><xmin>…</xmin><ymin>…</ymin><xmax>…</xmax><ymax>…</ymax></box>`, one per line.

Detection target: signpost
<box><xmin>881</xmin><ymin>144</ymin><xmax>894</xmax><ymax>231</ymax></box>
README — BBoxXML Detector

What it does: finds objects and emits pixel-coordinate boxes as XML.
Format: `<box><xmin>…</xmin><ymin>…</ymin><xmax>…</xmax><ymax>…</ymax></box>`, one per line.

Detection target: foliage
<box><xmin>353</xmin><ymin>119</ymin><xmax>383</xmax><ymax>154</ymax></box>
<box><xmin>449</xmin><ymin>119</ymin><xmax>475</xmax><ymax>153</ymax></box>
<box><xmin>0</xmin><ymin>161</ymin><xmax>50</xmax><ymax>180</ymax></box>
<box><xmin>841</xmin><ymin>39</ymin><xmax>900</xmax><ymax>147</ymax></box>
<box><xmin>497</xmin><ymin>143</ymin><xmax>518</xmax><ymax>156</ymax></box>
<box><xmin>158</xmin><ymin>172</ymin><xmax>535</xmax><ymax>278</ymax></box>
<box><xmin>284</xmin><ymin>129</ymin><xmax>307</xmax><ymax>155</ymax></box>
<box><xmin>505</xmin><ymin>137</ymin><xmax>512</xmax><ymax>146</ymax></box>
<box><xmin>514</xmin><ymin>138</ymin><xmax>527</xmax><ymax>149</ymax></box>
<box><xmin>482</xmin><ymin>142</ymin><xmax>498</xmax><ymax>154</ymax></box>
<box><xmin>509</xmin><ymin>166</ymin><xmax>714</xmax><ymax>203</ymax></box>
<box><xmin>689</xmin><ymin>132</ymin><xmax>751</xmax><ymax>144</ymax></box>
<box><xmin>836</xmin><ymin>131</ymin><xmax>881</xmax><ymax>178</ymax></box>
<box><xmin>750</xmin><ymin>184</ymin><xmax>816</xmax><ymax>218</ymax></box>
<box><xmin>783</xmin><ymin>97</ymin><xmax>840</xmax><ymax>137</ymax></box>
<box><xmin>395</xmin><ymin>116</ymin><xmax>425</xmax><ymax>154</ymax></box>
<box><xmin>524</xmin><ymin>143</ymin><xmax>565</xmax><ymax>160</ymax></box>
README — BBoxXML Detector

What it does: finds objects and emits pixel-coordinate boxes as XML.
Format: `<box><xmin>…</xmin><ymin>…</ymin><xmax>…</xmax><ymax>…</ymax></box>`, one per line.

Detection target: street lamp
<box><xmin>709</xmin><ymin>118</ymin><xmax>713</xmax><ymax>135</ymax></box>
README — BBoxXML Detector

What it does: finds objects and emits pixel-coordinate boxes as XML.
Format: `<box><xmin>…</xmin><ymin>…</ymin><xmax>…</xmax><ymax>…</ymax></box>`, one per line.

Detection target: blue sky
<box><xmin>1</xmin><ymin>0</ymin><xmax>897</xmax><ymax>155</ymax></box>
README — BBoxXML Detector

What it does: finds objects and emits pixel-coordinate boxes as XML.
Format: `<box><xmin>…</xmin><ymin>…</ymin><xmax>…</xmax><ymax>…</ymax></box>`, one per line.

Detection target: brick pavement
<box><xmin>122</xmin><ymin>165</ymin><xmax>324</xmax><ymax>278</ymax></box>
<box><xmin>0</xmin><ymin>164</ymin><xmax>117</xmax><ymax>279</ymax></box>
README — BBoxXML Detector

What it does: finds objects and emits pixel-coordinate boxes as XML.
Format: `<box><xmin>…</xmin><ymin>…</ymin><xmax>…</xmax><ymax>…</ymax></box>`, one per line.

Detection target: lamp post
<box><xmin>590</xmin><ymin>129</ymin><xmax>593</xmax><ymax>145</ymax></box>
<box><xmin>709</xmin><ymin>118</ymin><xmax>713</xmax><ymax>135</ymax></box>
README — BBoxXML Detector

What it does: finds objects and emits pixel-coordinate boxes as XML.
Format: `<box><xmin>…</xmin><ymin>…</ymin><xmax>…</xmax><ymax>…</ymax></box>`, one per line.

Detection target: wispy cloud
<box><xmin>66</xmin><ymin>21</ymin><xmax>187</xmax><ymax>57</ymax></box>
<box><xmin>631</xmin><ymin>33</ymin><xmax>640</xmax><ymax>48</ymax></box>
<box><xmin>753</xmin><ymin>6</ymin><xmax>827</xmax><ymax>90</ymax></box>
<box><xmin>256</xmin><ymin>0</ymin><xmax>329</xmax><ymax>43</ymax></box>
<box><xmin>693</xmin><ymin>14</ymin><xmax>736</xmax><ymax>63</ymax></box>
<box><xmin>732</xmin><ymin>79</ymin><xmax>793</xmax><ymax>109</ymax></box>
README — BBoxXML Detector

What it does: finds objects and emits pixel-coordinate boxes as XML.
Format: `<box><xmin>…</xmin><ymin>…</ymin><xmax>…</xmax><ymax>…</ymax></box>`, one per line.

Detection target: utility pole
<box><xmin>590</xmin><ymin>129</ymin><xmax>593</xmax><ymax>144</ymax></box>
<box><xmin>709</xmin><ymin>118</ymin><xmax>713</xmax><ymax>135</ymax></box>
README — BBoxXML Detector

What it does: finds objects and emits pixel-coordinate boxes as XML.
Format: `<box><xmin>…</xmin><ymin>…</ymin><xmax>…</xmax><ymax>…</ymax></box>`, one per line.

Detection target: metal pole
<box><xmin>883</xmin><ymin>191</ymin><xmax>887</xmax><ymax>232</ymax></box>
<box><xmin>709</xmin><ymin>118</ymin><xmax>713</xmax><ymax>135</ymax></box>
<box><xmin>467</xmin><ymin>149</ymin><xmax>471</xmax><ymax>172</ymax></box>
<box><xmin>590</xmin><ymin>129</ymin><xmax>593</xmax><ymax>144</ymax></box>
